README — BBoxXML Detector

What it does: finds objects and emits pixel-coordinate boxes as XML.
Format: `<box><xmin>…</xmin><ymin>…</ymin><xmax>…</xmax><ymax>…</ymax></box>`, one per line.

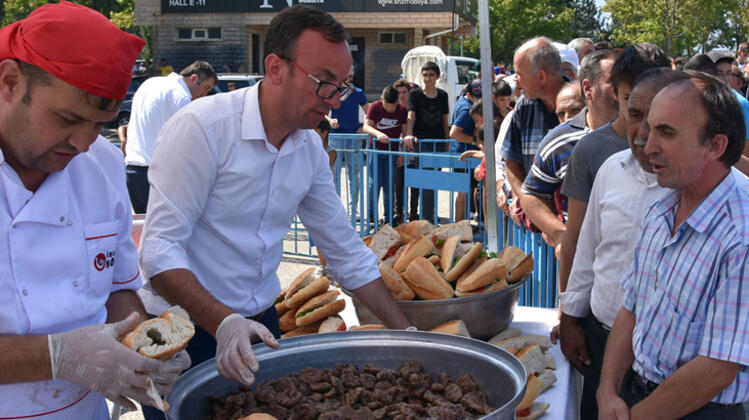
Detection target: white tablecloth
<box><xmin>337</xmin><ymin>294</ymin><xmax>581</xmax><ymax>420</ymax></box>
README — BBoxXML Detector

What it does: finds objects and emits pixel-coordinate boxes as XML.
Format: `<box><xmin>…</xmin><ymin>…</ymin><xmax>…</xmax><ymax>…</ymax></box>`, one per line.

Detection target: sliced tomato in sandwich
<box><xmin>384</xmin><ymin>245</ymin><xmax>400</xmax><ymax>260</ymax></box>
<box><xmin>517</xmin><ymin>408</ymin><xmax>531</xmax><ymax>417</ymax></box>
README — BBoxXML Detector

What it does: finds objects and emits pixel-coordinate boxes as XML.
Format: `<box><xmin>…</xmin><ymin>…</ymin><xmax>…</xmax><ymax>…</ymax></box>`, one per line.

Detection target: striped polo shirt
<box><xmin>621</xmin><ymin>168</ymin><xmax>749</xmax><ymax>404</ymax></box>
<box><xmin>522</xmin><ymin>108</ymin><xmax>590</xmax><ymax>217</ymax></box>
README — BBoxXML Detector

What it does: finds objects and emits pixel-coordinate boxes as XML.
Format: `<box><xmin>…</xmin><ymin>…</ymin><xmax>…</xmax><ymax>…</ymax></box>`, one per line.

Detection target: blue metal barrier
<box><xmin>284</xmin><ymin>133</ymin><xmax>559</xmax><ymax>308</ymax></box>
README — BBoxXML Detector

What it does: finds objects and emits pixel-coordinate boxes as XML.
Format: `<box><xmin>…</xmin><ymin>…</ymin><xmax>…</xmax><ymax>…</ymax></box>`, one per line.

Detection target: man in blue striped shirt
<box><xmin>598</xmin><ymin>72</ymin><xmax>749</xmax><ymax>419</ymax></box>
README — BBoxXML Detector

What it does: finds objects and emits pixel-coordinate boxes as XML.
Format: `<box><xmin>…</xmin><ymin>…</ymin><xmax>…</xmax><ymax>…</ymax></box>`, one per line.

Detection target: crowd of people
<box><xmin>2</xmin><ymin>1</ymin><xmax>749</xmax><ymax>419</ymax></box>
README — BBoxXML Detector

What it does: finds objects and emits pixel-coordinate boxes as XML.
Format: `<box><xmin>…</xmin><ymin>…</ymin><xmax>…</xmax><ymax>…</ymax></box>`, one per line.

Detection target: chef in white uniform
<box><xmin>0</xmin><ymin>2</ymin><xmax>190</xmax><ymax>418</ymax></box>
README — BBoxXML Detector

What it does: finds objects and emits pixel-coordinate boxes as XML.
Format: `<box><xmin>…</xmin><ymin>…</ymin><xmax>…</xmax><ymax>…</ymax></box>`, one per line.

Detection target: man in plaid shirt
<box><xmin>597</xmin><ymin>72</ymin><xmax>749</xmax><ymax>419</ymax></box>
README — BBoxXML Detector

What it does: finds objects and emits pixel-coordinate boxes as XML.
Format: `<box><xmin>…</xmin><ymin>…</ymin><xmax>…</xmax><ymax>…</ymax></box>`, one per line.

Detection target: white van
<box><xmin>401</xmin><ymin>46</ymin><xmax>479</xmax><ymax>122</ymax></box>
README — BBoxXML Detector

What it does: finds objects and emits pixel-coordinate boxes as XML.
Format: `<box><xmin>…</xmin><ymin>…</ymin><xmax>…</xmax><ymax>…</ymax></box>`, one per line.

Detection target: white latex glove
<box><xmin>215</xmin><ymin>313</ymin><xmax>279</xmax><ymax>386</ymax></box>
<box><xmin>48</xmin><ymin>312</ymin><xmax>163</xmax><ymax>411</ymax></box>
<box><xmin>150</xmin><ymin>349</ymin><xmax>191</xmax><ymax>395</ymax></box>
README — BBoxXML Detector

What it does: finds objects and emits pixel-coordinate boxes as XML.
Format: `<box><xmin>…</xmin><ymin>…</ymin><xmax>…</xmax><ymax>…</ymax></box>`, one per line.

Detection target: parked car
<box><xmin>209</xmin><ymin>73</ymin><xmax>263</xmax><ymax>94</ymax></box>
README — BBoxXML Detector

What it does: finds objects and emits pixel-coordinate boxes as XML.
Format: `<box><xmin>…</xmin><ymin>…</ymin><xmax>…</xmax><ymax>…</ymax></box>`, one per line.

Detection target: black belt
<box><xmin>248</xmin><ymin>310</ymin><xmax>267</xmax><ymax>322</ymax></box>
<box><xmin>632</xmin><ymin>372</ymin><xmax>738</xmax><ymax>409</ymax></box>
<box><xmin>126</xmin><ymin>165</ymin><xmax>148</xmax><ymax>172</ymax></box>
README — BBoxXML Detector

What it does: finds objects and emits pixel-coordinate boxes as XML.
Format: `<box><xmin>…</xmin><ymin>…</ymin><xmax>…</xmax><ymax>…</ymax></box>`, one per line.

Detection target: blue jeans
<box><xmin>368</xmin><ymin>153</ymin><xmax>396</xmax><ymax>223</ymax></box>
<box><xmin>341</xmin><ymin>151</ymin><xmax>362</xmax><ymax>219</ymax></box>
<box><xmin>142</xmin><ymin>307</ymin><xmax>281</xmax><ymax>420</ymax></box>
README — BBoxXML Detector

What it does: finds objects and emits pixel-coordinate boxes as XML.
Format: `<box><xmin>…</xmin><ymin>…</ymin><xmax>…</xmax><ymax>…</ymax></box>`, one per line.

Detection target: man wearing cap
<box><xmin>138</xmin><ymin>4</ymin><xmax>410</xmax><ymax>407</ymax></box>
<box><xmin>554</xmin><ymin>42</ymin><xmax>580</xmax><ymax>81</ymax></box>
<box><xmin>124</xmin><ymin>60</ymin><xmax>217</xmax><ymax>214</ymax></box>
<box><xmin>450</xmin><ymin>79</ymin><xmax>483</xmax><ymax>221</ymax></box>
<box><xmin>0</xmin><ymin>2</ymin><xmax>190</xmax><ymax>418</ymax></box>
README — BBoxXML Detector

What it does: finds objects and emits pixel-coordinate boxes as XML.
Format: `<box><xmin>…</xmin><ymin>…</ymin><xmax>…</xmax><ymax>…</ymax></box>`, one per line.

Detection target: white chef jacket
<box><xmin>559</xmin><ymin>150</ymin><xmax>666</xmax><ymax>328</ymax></box>
<box><xmin>124</xmin><ymin>72</ymin><xmax>191</xmax><ymax>167</ymax></box>
<box><xmin>138</xmin><ymin>83</ymin><xmax>380</xmax><ymax>317</ymax></box>
<box><xmin>0</xmin><ymin>138</ymin><xmax>141</xmax><ymax>419</ymax></box>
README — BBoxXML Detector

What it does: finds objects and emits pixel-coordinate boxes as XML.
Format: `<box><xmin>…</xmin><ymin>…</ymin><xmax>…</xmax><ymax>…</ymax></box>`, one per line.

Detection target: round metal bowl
<box><xmin>166</xmin><ymin>331</ymin><xmax>527</xmax><ymax>420</ymax></box>
<box><xmin>343</xmin><ymin>276</ymin><xmax>528</xmax><ymax>340</ymax></box>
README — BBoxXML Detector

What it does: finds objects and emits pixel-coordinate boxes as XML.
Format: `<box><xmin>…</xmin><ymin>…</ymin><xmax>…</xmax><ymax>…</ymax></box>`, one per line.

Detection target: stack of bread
<box><xmin>366</xmin><ymin>220</ymin><xmax>534</xmax><ymax>301</ymax></box>
<box><xmin>489</xmin><ymin>328</ymin><xmax>558</xmax><ymax>419</ymax></box>
<box><xmin>275</xmin><ymin>268</ymin><xmax>347</xmax><ymax>338</ymax></box>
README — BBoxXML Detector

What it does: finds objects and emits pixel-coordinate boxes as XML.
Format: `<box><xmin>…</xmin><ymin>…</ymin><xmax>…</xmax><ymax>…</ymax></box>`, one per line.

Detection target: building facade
<box><xmin>134</xmin><ymin>0</ymin><xmax>476</xmax><ymax>97</ymax></box>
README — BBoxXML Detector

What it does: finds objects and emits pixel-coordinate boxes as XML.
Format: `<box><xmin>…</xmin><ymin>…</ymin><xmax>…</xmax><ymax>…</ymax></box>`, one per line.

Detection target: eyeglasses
<box><xmin>280</xmin><ymin>56</ymin><xmax>352</xmax><ymax>99</ymax></box>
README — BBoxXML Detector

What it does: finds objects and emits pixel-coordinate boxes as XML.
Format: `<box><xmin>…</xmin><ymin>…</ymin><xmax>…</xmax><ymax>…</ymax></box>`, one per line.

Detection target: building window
<box><xmin>379</xmin><ymin>32</ymin><xmax>406</xmax><ymax>44</ymax></box>
<box><xmin>177</xmin><ymin>27</ymin><xmax>221</xmax><ymax>41</ymax></box>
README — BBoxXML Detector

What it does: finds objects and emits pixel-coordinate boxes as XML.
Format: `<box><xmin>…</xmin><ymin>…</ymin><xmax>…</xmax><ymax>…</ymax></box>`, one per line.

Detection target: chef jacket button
<box><xmin>73</xmin><ymin>281</ymin><xmax>79</xmax><ymax>287</ymax></box>
<box><xmin>22</xmin><ymin>289</ymin><xmax>28</xmax><ymax>296</ymax></box>
<box><xmin>12</xmin><ymin>224</ymin><xmax>17</xmax><ymax>229</ymax></box>
<box><xmin>59</xmin><ymin>216</ymin><xmax>65</xmax><ymax>222</ymax></box>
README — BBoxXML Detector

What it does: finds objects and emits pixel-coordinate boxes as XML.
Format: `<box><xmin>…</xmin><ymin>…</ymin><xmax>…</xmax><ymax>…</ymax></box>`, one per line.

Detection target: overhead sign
<box><xmin>161</xmin><ymin>0</ymin><xmax>477</xmax><ymax>23</ymax></box>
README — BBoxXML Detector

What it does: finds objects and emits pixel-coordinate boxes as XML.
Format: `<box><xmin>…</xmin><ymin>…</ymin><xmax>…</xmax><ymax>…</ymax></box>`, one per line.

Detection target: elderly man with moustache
<box><xmin>597</xmin><ymin>72</ymin><xmax>749</xmax><ymax>420</ymax></box>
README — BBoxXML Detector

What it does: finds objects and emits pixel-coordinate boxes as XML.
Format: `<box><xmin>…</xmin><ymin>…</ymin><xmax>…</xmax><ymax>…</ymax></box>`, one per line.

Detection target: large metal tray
<box><xmin>343</xmin><ymin>276</ymin><xmax>528</xmax><ymax>340</ymax></box>
<box><xmin>166</xmin><ymin>330</ymin><xmax>527</xmax><ymax>419</ymax></box>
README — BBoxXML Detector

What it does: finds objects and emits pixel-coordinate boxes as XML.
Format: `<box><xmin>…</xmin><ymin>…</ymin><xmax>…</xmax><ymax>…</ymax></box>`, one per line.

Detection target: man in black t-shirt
<box><xmin>403</xmin><ymin>61</ymin><xmax>449</xmax><ymax>223</ymax></box>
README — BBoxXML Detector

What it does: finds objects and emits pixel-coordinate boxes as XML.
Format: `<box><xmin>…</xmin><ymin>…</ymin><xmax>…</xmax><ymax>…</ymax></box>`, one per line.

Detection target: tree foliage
<box><xmin>2</xmin><ymin>0</ymin><xmax>132</xmax><ymax>28</ymax></box>
<box><xmin>603</xmin><ymin>0</ymin><xmax>738</xmax><ymax>55</ymax></box>
<box><xmin>463</xmin><ymin>0</ymin><xmax>576</xmax><ymax>65</ymax></box>
<box><xmin>564</xmin><ymin>0</ymin><xmax>604</xmax><ymax>40</ymax></box>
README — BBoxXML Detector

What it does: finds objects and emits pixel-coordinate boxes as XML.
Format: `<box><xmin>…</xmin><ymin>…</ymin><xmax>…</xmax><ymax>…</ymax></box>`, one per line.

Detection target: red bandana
<box><xmin>0</xmin><ymin>1</ymin><xmax>145</xmax><ymax>100</ymax></box>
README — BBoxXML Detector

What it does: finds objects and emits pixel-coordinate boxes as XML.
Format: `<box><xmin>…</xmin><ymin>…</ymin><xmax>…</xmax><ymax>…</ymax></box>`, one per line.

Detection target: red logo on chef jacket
<box><xmin>94</xmin><ymin>253</ymin><xmax>107</xmax><ymax>271</ymax></box>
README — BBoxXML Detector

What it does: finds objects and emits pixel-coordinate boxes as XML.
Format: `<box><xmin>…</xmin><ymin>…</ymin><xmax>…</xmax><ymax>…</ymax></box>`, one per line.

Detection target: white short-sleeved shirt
<box><xmin>138</xmin><ymin>83</ymin><xmax>380</xmax><ymax>317</ymax></box>
<box><xmin>124</xmin><ymin>72</ymin><xmax>191</xmax><ymax>167</ymax></box>
<box><xmin>0</xmin><ymin>138</ymin><xmax>141</xmax><ymax>419</ymax></box>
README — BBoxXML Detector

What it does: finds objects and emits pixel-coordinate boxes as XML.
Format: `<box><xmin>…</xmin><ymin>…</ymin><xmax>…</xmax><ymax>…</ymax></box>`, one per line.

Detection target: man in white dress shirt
<box><xmin>124</xmin><ymin>60</ymin><xmax>216</xmax><ymax>213</ymax></box>
<box><xmin>0</xmin><ymin>3</ymin><xmax>189</xmax><ymax>418</ymax></box>
<box><xmin>139</xmin><ymin>4</ymin><xmax>410</xmax><ymax>393</ymax></box>
<box><xmin>557</xmin><ymin>68</ymin><xmax>688</xmax><ymax>419</ymax></box>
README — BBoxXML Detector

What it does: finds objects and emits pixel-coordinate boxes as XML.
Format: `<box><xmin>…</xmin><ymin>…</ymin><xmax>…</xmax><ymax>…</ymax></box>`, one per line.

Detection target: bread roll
<box><xmin>518</xmin><ymin>401</ymin><xmax>550</xmax><ymax>419</ymax></box>
<box><xmin>395</xmin><ymin>220</ymin><xmax>434</xmax><ymax>239</ymax></box>
<box><xmin>369</xmin><ymin>224</ymin><xmax>402</xmax><ymax>260</ymax></box>
<box><xmin>285</xmin><ymin>271</ymin><xmax>329</xmax><ymax>309</ymax></box>
<box><xmin>392</xmin><ymin>235</ymin><xmax>434</xmax><ymax>273</ymax></box>
<box><xmin>516</xmin><ymin>374</ymin><xmax>543</xmax><ymax>411</ymax></box>
<box><xmin>509</xmin><ymin>254</ymin><xmax>534</xmax><ymax>283</ymax></box>
<box><xmin>318</xmin><ymin>315</ymin><xmax>346</xmax><ymax>333</ymax></box>
<box><xmin>295</xmin><ymin>290</ymin><xmax>346</xmax><ymax>327</ymax></box>
<box><xmin>379</xmin><ymin>261</ymin><xmax>415</xmax><ymax>300</ymax></box>
<box><xmin>279</xmin><ymin>308</ymin><xmax>297</xmax><ymax>332</ymax></box>
<box><xmin>274</xmin><ymin>290</ymin><xmax>290</xmax><ymax>316</ymax></box>
<box><xmin>429</xmin><ymin>319</ymin><xmax>470</xmax><ymax>337</ymax></box>
<box><xmin>456</xmin><ymin>258</ymin><xmax>508</xmax><ymax>293</ymax></box>
<box><xmin>239</xmin><ymin>414</ymin><xmax>280</xmax><ymax>420</ymax></box>
<box><xmin>121</xmin><ymin>311</ymin><xmax>195</xmax><ymax>361</ymax></box>
<box><xmin>349</xmin><ymin>324</ymin><xmax>386</xmax><ymax>331</ymax></box>
<box><xmin>432</xmin><ymin>220</ymin><xmax>472</xmax><ymax>242</ymax></box>
<box><xmin>445</xmin><ymin>242</ymin><xmax>483</xmax><ymax>282</ymax></box>
<box><xmin>439</xmin><ymin>235</ymin><xmax>461</xmax><ymax>273</ymax></box>
<box><xmin>403</xmin><ymin>256</ymin><xmax>454</xmax><ymax>300</ymax></box>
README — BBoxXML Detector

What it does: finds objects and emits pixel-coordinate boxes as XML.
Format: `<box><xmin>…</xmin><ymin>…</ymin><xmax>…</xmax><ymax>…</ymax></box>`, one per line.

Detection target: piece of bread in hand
<box><xmin>429</xmin><ymin>319</ymin><xmax>470</xmax><ymax>337</ymax></box>
<box><xmin>121</xmin><ymin>311</ymin><xmax>195</xmax><ymax>361</ymax></box>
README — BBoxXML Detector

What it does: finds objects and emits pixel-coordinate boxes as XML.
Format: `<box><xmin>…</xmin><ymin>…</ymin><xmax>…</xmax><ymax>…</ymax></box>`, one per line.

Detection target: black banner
<box><xmin>161</xmin><ymin>0</ymin><xmax>477</xmax><ymax>23</ymax></box>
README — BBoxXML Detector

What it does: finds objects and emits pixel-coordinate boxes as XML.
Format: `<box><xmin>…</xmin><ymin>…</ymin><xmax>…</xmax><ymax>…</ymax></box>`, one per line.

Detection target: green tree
<box><xmin>564</xmin><ymin>0</ymin><xmax>603</xmax><ymax>39</ymax></box>
<box><xmin>603</xmin><ymin>0</ymin><xmax>730</xmax><ymax>56</ymax></box>
<box><xmin>3</xmin><ymin>0</ymin><xmax>129</xmax><ymax>26</ymax></box>
<box><xmin>463</xmin><ymin>0</ymin><xmax>575</xmax><ymax>66</ymax></box>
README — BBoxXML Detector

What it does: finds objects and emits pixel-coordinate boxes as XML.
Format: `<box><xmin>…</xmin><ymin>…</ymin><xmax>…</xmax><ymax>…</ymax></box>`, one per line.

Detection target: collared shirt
<box><xmin>622</xmin><ymin>168</ymin><xmax>749</xmax><ymax>404</ymax></box>
<box><xmin>559</xmin><ymin>150</ymin><xmax>664</xmax><ymax>328</ymax></box>
<box><xmin>124</xmin><ymin>72</ymin><xmax>191</xmax><ymax>166</ymax></box>
<box><xmin>0</xmin><ymin>138</ymin><xmax>140</xmax><ymax>419</ymax></box>
<box><xmin>522</xmin><ymin>108</ymin><xmax>589</xmax><ymax>216</ymax></box>
<box><xmin>501</xmin><ymin>96</ymin><xmax>559</xmax><ymax>174</ymax></box>
<box><xmin>138</xmin><ymin>83</ymin><xmax>380</xmax><ymax>317</ymax></box>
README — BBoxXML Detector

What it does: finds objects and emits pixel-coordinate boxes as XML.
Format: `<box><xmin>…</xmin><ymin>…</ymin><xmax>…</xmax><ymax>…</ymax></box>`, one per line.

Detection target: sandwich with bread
<box><xmin>295</xmin><ymin>290</ymin><xmax>346</xmax><ymax>327</ymax></box>
<box><xmin>402</xmin><ymin>256</ymin><xmax>454</xmax><ymax>300</ymax></box>
<box><xmin>284</xmin><ymin>268</ymin><xmax>329</xmax><ymax>309</ymax></box>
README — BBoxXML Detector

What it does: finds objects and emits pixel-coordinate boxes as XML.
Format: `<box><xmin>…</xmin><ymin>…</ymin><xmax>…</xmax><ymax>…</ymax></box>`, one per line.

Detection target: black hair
<box><xmin>683</xmin><ymin>54</ymin><xmax>717</xmax><ymax>75</ymax></box>
<box><xmin>317</xmin><ymin>117</ymin><xmax>331</xmax><ymax>132</ymax></box>
<box><xmin>382</xmin><ymin>86</ymin><xmax>399</xmax><ymax>103</ymax></box>
<box><xmin>393</xmin><ymin>78</ymin><xmax>411</xmax><ymax>90</ymax></box>
<box><xmin>632</xmin><ymin>68</ymin><xmax>689</xmax><ymax>91</ymax></box>
<box><xmin>610</xmin><ymin>43</ymin><xmax>669</xmax><ymax>91</ymax></box>
<box><xmin>264</xmin><ymin>5</ymin><xmax>349</xmax><ymax>62</ymax></box>
<box><xmin>493</xmin><ymin>80</ymin><xmax>512</xmax><ymax>97</ymax></box>
<box><xmin>180</xmin><ymin>60</ymin><xmax>217</xmax><ymax>84</ymax></box>
<box><xmin>421</xmin><ymin>61</ymin><xmax>441</xmax><ymax>76</ymax></box>
<box><xmin>469</xmin><ymin>100</ymin><xmax>501</xmax><ymax>118</ymax></box>
<box><xmin>579</xmin><ymin>49</ymin><xmax>618</xmax><ymax>89</ymax></box>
